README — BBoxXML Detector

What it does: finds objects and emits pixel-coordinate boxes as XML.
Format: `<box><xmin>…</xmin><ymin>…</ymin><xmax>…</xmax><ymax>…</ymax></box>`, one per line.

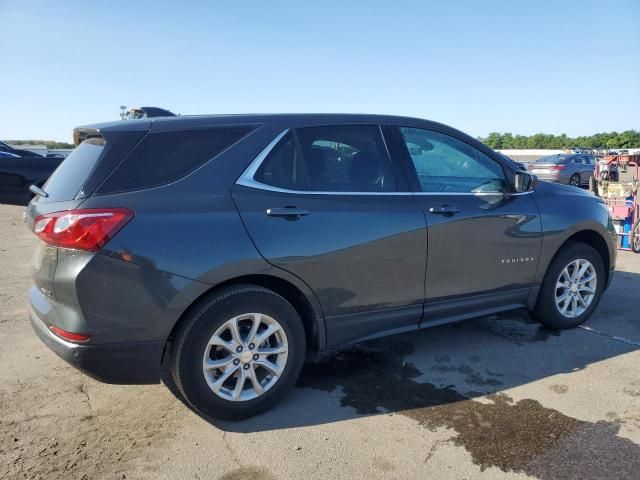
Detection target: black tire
<box><xmin>632</xmin><ymin>221</ymin><xmax>640</xmax><ymax>254</ymax></box>
<box><xmin>170</xmin><ymin>285</ymin><xmax>306</xmax><ymax>420</ymax></box>
<box><xmin>569</xmin><ymin>174</ymin><xmax>581</xmax><ymax>187</ymax></box>
<box><xmin>531</xmin><ymin>241</ymin><xmax>605</xmax><ymax>329</ymax></box>
<box><xmin>589</xmin><ymin>176</ymin><xmax>598</xmax><ymax>196</ymax></box>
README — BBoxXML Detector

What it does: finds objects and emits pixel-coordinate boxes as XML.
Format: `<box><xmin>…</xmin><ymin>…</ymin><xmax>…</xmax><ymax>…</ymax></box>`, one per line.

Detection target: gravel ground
<box><xmin>0</xmin><ymin>203</ymin><xmax>638</xmax><ymax>480</ymax></box>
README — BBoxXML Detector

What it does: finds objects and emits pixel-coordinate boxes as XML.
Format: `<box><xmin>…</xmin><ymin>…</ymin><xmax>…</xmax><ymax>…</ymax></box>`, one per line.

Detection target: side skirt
<box><xmin>324</xmin><ymin>287</ymin><xmax>538</xmax><ymax>349</ymax></box>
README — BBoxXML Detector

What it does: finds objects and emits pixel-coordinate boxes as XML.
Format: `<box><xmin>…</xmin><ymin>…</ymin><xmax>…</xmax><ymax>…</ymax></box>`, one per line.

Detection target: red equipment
<box><xmin>591</xmin><ymin>154</ymin><xmax>639</xmax><ymax>252</ymax></box>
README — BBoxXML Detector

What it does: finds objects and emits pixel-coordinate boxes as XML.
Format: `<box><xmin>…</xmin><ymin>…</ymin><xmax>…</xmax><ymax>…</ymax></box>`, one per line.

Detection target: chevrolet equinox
<box><xmin>27</xmin><ymin>114</ymin><xmax>617</xmax><ymax>419</ymax></box>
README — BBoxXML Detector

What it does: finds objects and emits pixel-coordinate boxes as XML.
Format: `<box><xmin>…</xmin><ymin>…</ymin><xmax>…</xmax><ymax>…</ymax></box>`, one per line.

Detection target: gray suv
<box><xmin>27</xmin><ymin>114</ymin><xmax>617</xmax><ymax>419</ymax></box>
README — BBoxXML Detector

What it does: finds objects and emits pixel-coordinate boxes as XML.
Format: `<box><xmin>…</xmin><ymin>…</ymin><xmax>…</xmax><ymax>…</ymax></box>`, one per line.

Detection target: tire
<box><xmin>632</xmin><ymin>220</ymin><xmax>640</xmax><ymax>254</ymax></box>
<box><xmin>569</xmin><ymin>174</ymin><xmax>581</xmax><ymax>187</ymax></box>
<box><xmin>589</xmin><ymin>176</ymin><xmax>598</xmax><ymax>196</ymax></box>
<box><xmin>531</xmin><ymin>241</ymin><xmax>605</xmax><ymax>329</ymax></box>
<box><xmin>170</xmin><ymin>285</ymin><xmax>306</xmax><ymax>420</ymax></box>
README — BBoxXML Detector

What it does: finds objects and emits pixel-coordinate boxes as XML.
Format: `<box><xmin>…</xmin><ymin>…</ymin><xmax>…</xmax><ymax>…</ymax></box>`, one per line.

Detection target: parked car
<box><xmin>528</xmin><ymin>153</ymin><xmax>596</xmax><ymax>187</ymax></box>
<box><xmin>0</xmin><ymin>142</ymin><xmax>63</xmax><ymax>205</ymax></box>
<box><xmin>26</xmin><ymin>114</ymin><xmax>617</xmax><ymax>419</ymax></box>
<box><xmin>0</xmin><ymin>140</ymin><xmax>44</xmax><ymax>158</ymax></box>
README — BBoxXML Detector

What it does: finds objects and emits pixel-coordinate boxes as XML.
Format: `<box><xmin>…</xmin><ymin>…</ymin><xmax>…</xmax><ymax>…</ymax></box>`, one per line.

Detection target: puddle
<box><xmin>473</xmin><ymin>313</ymin><xmax>560</xmax><ymax>344</ymax></box>
<box><xmin>298</xmin><ymin>340</ymin><xmax>640</xmax><ymax>478</ymax></box>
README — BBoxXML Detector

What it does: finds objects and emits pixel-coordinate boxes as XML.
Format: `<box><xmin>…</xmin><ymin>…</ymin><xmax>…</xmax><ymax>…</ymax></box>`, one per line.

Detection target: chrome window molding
<box><xmin>235</xmin><ymin>129</ymin><xmax>533</xmax><ymax>197</ymax></box>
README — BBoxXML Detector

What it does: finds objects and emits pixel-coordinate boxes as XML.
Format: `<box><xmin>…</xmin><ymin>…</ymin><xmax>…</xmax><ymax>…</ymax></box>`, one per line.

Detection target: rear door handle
<box><xmin>428</xmin><ymin>205</ymin><xmax>460</xmax><ymax>215</ymax></box>
<box><xmin>266</xmin><ymin>206</ymin><xmax>310</xmax><ymax>219</ymax></box>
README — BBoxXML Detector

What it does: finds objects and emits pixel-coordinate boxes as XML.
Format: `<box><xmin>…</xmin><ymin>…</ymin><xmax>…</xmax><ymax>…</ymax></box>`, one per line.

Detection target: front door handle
<box><xmin>266</xmin><ymin>206</ymin><xmax>310</xmax><ymax>219</ymax></box>
<box><xmin>429</xmin><ymin>205</ymin><xmax>460</xmax><ymax>215</ymax></box>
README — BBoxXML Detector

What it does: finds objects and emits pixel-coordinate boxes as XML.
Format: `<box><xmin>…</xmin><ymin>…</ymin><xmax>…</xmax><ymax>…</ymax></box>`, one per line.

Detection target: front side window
<box><xmin>254</xmin><ymin>125</ymin><xmax>396</xmax><ymax>192</ymax></box>
<box><xmin>399</xmin><ymin>127</ymin><xmax>506</xmax><ymax>193</ymax></box>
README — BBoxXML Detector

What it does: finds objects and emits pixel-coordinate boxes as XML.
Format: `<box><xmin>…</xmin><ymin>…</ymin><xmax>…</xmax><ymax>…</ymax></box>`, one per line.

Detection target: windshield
<box><xmin>535</xmin><ymin>154</ymin><xmax>567</xmax><ymax>164</ymax></box>
<box><xmin>41</xmin><ymin>138</ymin><xmax>105</xmax><ymax>201</ymax></box>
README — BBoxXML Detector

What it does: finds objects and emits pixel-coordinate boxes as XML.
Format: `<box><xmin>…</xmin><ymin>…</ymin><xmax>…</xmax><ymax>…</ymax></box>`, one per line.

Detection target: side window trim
<box><xmin>389</xmin><ymin>125</ymin><xmax>512</xmax><ymax>194</ymax></box>
<box><xmin>238</xmin><ymin>125</ymin><xmax>405</xmax><ymax>195</ymax></box>
<box><xmin>237</xmin><ymin>127</ymin><xmax>529</xmax><ymax>196</ymax></box>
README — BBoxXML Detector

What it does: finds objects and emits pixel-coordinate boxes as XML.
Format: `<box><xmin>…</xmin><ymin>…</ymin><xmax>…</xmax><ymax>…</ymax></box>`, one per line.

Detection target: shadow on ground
<box><xmin>163</xmin><ymin>270</ymin><xmax>640</xmax><ymax>479</ymax></box>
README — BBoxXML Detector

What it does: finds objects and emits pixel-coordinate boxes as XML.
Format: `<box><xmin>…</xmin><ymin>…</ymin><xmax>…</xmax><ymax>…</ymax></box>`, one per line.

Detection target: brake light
<box><xmin>33</xmin><ymin>208</ymin><xmax>133</xmax><ymax>251</ymax></box>
<box><xmin>550</xmin><ymin>165</ymin><xmax>567</xmax><ymax>171</ymax></box>
<box><xmin>50</xmin><ymin>325</ymin><xmax>91</xmax><ymax>342</ymax></box>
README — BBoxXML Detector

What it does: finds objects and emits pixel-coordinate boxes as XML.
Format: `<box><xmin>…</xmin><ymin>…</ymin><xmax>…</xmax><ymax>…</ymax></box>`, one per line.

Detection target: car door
<box><xmin>231</xmin><ymin>124</ymin><xmax>428</xmax><ymax>347</ymax></box>
<box><xmin>580</xmin><ymin>156</ymin><xmax>595</xmax><ymax>183</ymax></box>
<box><xmin>570</xmin><ymin>156</ymin><xmax>585</xmax><ymax>183</ymax></box>
<box><xmin>384</xmin><ymin>125</ymin><xmax>542</xmax><ymax>318</ymax></box>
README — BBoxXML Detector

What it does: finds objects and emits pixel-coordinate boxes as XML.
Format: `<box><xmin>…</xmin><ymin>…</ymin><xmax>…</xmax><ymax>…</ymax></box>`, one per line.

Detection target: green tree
<box><xmin>479</xmin><ymin>130</ymin><xmax>640</xmax><ymax>149</ymax></box>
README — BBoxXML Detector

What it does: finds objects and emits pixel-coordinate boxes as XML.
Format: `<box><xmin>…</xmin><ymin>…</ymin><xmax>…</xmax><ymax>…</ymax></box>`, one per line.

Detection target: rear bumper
<box><xmin>29</xmin><ymin>306</ymin><xmax>163</xmax><ymax>384</ymax></box>
<box><xmin>531</xmin><ymin>174</ymin><xmax>565</xmax><ymax>184</ymax></box>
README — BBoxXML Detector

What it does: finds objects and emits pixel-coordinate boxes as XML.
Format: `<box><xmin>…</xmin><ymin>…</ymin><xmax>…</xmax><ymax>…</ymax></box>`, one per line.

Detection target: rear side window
<box><xmin>42</xmin><ymin>137</ymin><xmax>106</xmax><ymax>201</ymax></box>
<box><xmin>254</xmin><ymin>125</ymin><xmax>396</xmax><ymax>192</ymax></box>
<box><xmin>99</xmin><ymin>126</ymin><xmax>253</xmax><ymax>193</ymax></box>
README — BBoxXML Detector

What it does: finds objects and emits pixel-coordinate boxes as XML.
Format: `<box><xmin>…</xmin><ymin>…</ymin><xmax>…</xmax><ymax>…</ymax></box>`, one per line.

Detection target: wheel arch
<box><xmin>553</xmin><ymin>229</ymin><xmax>611</xmax><ymax>283</ymax></box>
<box><xmin>164</xmin><ymin>273</ymin><xmax>325</xmax><ymax>363</ymax></box>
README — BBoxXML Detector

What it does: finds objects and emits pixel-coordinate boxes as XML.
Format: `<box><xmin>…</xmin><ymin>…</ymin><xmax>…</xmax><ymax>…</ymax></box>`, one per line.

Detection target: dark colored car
<box><xmin>528</xmin><ymin>153</ymin><xmax>596</xmax><ymax>187</ymax></box>
<box><xmin>0</xmin><ymin>141</ymin><xmax>63</xmax><ymax>205</ymax></box>
<box><xmin>0</xmin><ymin>140</ymin><xmax>44</xmax><ymax>158</ymax></box>
<box><xmin>26</xmin><ymin>114</ymin><xmax>617</xmax><ymax>419</ymax></box>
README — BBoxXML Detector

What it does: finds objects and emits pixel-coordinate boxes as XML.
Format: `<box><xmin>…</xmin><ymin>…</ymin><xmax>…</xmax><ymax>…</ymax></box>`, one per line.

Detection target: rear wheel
<box><xmin>569</xmin><ymin>174</ymin><xmax>581</xmax><ymax>187</ymax></box>
<box><xmin>170</xmin><ymin>285</ymin><xmax>306</xmax><ymax>420</ymax></box>
<box><xmin>531</xmin><ymin>242</ymin><xmax>605</xmax><ymax>329</ymax></box>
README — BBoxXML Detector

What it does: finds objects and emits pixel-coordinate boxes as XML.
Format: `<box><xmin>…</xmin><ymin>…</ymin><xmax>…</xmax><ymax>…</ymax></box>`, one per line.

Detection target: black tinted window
<box><xmin>42</xmin><ymin>137</ymin><xmax>105</xmax><ymax>201</ymax></box>
<box><xmin>254</xmin><ymin>133</ymin><xmax>306</xmax><ymax>190</ymax></box>
<box><xmin>100</xmin><ymin>126</ymin><xmax>253</xmax><ymax>193</ymax></box>
<box><xmin>255</xmin><ymin>125</ymin><xmax>396</xmax><ymax>192</ymax></box>
<box><xmin>399</xmin><ymin>127</ymin><xmax>506</xmax><ymax>193</ymax></box>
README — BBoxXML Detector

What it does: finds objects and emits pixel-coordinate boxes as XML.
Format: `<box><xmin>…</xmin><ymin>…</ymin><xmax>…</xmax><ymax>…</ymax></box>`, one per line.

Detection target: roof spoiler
<box><xmin>73</xmin><ymin>127</ymin><xmax>104</xmax><ymax>147</ymax></box>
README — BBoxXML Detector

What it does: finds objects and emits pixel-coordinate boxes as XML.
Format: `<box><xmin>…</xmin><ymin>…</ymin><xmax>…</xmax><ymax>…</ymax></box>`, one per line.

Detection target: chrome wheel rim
<box><xmin>202</xmin><ymin>313</ymin><xmax>288</xmax><ymax>402</ymax></box>
<box><xmin>569</xmin><ymin>175</ymin><xmax>580</xmax><ymax>186</ymax></box>
<box><xmin>555</xmin><ymin>259</ymin><xmax>597</xmax><ymax>318</ymax></box>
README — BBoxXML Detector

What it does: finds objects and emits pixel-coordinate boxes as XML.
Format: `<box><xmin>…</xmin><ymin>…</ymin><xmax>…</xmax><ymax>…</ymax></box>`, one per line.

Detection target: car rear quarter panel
<box><xmin>78</xmin><ymin>125</ymin><xmax>325</xmax><ymax>345</ymax></box>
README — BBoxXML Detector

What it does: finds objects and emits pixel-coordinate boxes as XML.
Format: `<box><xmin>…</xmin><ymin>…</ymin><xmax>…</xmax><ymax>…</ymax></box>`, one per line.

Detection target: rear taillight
<box><xmin>33</xmin><ymin>208</ymin><xmax>134</xmax><ymax>251</ymax></box>
<box><xmin>50</xmin><ymin>325</ymin><xmax>91</xmax><ymax>342</ymax></box>
<box><xmin>550</xmin><ymin>165</ymin><xmax>567</xmax><ymax>171</ymax></box>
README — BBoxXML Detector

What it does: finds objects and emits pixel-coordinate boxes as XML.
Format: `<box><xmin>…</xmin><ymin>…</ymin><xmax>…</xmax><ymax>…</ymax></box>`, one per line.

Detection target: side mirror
<box><xmin>514</xmin><ymin>171</ymin><xmax>539</xmax><ymax>193</ymax></box>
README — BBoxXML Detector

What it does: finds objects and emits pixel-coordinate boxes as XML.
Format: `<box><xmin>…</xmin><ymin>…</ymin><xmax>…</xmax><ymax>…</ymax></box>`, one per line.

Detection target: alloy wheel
<box><xmin>202</xmin><ymin>313</ymin><xmax>288</xmax><ymax>401</ymax></box>
<box><xmin>554</xmin><ymin>258</ymin><xmax>597</xmax><ymax>318</ymax></box>
<box><xmin>569</xmin><ymin>175</ymin><xmax>580</xmax><ymax>187</ymax></box>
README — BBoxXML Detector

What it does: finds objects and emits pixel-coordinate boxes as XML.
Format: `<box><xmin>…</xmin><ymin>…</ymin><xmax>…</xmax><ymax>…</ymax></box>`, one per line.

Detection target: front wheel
<box><xmin>170</xmin><ymin>285</ymin><xmax>306</xmax><ymax>420</ymax></box>
<box><xmin>531</xmin><ymin>242</ymin><xmax>605</xmax><ymax>329</ymax></box>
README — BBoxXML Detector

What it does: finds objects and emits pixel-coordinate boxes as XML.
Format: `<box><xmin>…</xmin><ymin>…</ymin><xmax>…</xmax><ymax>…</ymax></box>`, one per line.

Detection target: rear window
<box><xmin>98</xmin><ymin>126</ymin><xmax>253</xmax><ymax>194</ymax></box>
<box><xmin>42</xmin><ymin>137</ymin><xmax>106</xmax><ymax>200</ymax></box>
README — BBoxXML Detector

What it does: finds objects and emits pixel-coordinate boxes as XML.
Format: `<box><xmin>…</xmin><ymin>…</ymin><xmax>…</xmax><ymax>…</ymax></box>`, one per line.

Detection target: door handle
<box><xmin>429</xmin><ymin>205</ymin><xmax>460</xmax><ymax>215</ymax></box>
<box><xmin>266</xmin><ymin>206</ymin><xmax>310</xmax><ymax>219</ymax></box>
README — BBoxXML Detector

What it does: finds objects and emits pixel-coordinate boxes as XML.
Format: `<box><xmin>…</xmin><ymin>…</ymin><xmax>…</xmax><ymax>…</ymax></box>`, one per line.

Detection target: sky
<box><xmin>1</xmin><ymin>0</ymin><xmax>639</xmax><ymax>143</ymax></box>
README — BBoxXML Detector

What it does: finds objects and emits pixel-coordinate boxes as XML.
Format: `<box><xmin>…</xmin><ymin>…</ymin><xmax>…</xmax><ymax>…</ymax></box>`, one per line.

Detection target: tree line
<box><xmin>479</xmin><ymin>130</ymin><xmax>640</xmax><ymax>150</ymax></box>
<box><xmin>7</xmin><ymin>140</ymin><xmax>74</xmax><ymax>149</ymax></box>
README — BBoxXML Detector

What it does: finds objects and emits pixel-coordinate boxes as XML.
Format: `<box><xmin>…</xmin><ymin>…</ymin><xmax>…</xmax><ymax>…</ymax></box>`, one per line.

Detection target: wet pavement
<box><xmin>1</xmin><ymin>203</ymin><xmax>638</xmax><ymax>479</ymax></box>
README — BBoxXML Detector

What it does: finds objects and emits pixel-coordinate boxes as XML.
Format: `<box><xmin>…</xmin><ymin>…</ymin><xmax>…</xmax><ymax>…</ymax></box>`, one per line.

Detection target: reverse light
<box><xmin>33</xmin><ymin>208</ymin><xmax>134</xmax><ymax>251</ymax></box>
<box><xmin>50</xmin><ymin>325</ymin><xmax>91</xmax><ymax>342</ymax></box>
